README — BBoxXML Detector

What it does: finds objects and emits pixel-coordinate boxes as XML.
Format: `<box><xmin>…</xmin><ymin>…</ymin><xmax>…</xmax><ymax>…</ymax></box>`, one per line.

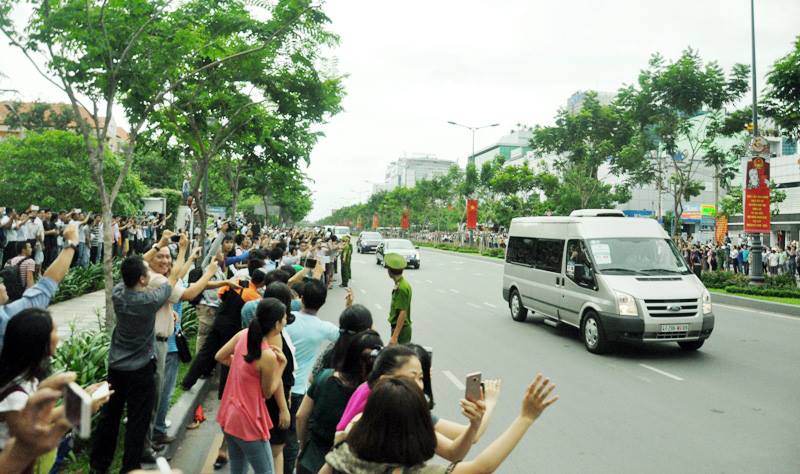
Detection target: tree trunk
<box><xmin>262</xmin><ymin>196</ymin><xmax>270</xmax><ymax>227</ymax></box>
<box><xmin>713</xmin><ymin>163</ymin><xmax>720</xmax><ymax>217</ymax></box>
<box><xmin>101</xmin><ymin>199</ymin><xmax>115</xmax><ymax>331</ymax></box>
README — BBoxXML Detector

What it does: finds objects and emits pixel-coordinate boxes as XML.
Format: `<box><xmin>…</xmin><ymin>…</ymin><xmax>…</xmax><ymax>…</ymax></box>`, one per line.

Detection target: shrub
<box><xmin>181</xmin><ymin>303</ymin><xmax>198</xmax><ymax>338</ymax></box>
<box><xmin>764</xmin><ymin>273</ymin><xmax>798</xmax><ymax>290</ymax></box>
<box><xmin>52</xmin><ymin>315</ymin><xmax>110</xmax><ymax>387</ymax></box>
<box><xmin>52</xmin><ymin>259</ymin><xmax>121</xmax><ymax>303</ymax></box>
<box><xmin>700</xmin><ymin>271</ymin><xmax>749</xmax><ymax>289</ymax></box>
<box><xmin>724</xmin><ymin>285</ymin><xmax>800</xmax><ymax>299</ymax></box>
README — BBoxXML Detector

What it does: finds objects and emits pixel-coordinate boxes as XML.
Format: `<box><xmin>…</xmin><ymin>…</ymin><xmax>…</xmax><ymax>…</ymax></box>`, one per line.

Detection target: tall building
<box><xmin>566</xmin><ymin>90</ymin><xmax>615</xmax><ymax>114</ymax></box>
<box><xmin>379</xmin><ymin>154</ymin><xmax>455</xmax><ymax>191</ymax></box>
<box><xmin>469</xmin><ymin>129</ymin><xmax>534</xmax><ymax>169</ymax></box>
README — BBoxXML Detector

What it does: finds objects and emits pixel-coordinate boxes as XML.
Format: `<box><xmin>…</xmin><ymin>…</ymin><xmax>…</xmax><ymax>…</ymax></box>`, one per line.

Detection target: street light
<box><xmin>447</xmin><ymin>121</ymin><xmax>500</xmax><ymax>167</ymax></box>
<box><xmin>747</xmin><ymin>0</ymin><xmax>765</xmax><ymax>285</ymax></box>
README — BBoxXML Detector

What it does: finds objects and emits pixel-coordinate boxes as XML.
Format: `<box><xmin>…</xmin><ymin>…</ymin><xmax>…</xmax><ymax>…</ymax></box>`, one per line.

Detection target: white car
<box><xmin>376</xmin><ymin>239</ymin><xmax>421</xmax><ymax>269</ymax></box>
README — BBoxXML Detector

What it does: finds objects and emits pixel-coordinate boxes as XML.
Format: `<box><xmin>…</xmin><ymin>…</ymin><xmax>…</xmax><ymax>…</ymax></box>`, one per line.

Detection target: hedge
<box><xmin>414</xmin><ymin>241</ymin><xmax>505</xmax><ymax>259</ymax></box>
<box><xmin>51</xmin><ymin>259</ymin><xmax>121</xmax><ymax>304</ymax></box>
<box><xmin>723</xmin><ymin>285</ymin><xmax>800</xmax><ymax>299</ymax></box>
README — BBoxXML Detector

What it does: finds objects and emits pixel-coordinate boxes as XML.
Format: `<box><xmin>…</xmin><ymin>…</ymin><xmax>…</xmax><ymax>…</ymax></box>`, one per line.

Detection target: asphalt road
<box><xmin>174</xmin><ymin>247</ymin><xmax>800</xmax><ymax>473</ymax></box>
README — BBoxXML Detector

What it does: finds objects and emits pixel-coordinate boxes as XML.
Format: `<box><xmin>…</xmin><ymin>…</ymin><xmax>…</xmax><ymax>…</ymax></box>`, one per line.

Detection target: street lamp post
<box><xmin>447</xmin><ymin>121</ymin><xmax>500</xmax><ymax>167</ymax></box>
<box><xmin>748</xmin><ymin>0</ymin><xmax>765</xmax><ymax>285</ymax></box>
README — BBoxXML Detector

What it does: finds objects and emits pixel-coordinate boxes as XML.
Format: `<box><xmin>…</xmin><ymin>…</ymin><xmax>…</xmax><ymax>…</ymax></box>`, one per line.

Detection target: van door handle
<box><xmin>555</xmin><ymin>277</ymin><xmax>561</xmax><ymax>286</ymax></box>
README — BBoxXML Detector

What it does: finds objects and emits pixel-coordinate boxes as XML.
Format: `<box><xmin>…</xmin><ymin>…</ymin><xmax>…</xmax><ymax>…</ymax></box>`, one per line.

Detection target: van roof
<box><xmin>509</xmin><ymin>216</ymin><xmax>667</xmax><ymax>239</ymax></box>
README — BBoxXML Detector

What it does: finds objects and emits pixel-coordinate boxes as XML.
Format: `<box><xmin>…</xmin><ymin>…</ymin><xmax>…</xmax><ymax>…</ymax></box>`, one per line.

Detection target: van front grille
<box><xmin>644</xmin><ymin>298</ymin><xmax>698</xmax><ymax>318</ymax></box>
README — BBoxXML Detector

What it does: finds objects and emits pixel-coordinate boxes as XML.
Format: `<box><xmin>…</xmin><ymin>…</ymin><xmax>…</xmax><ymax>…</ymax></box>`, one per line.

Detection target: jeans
<box><xmin>283</xmin><ymin>393</ymin><xmax>305</xmax><ymax>474</ymax></box>
<box><xmin>224</xmin><ymin>432</ymin><xmax>274</xmax><ymax>474</ymax></box>
<box><xmin>90</xmin><ymin>360</ymin><xmax>156</xmax><ymax>473</ymax></box>
<box><xmin>146</xmin><ymin>340</ymin><xmax>168</xmax><ymax>447</ymax></box>
<box><xmin>155</xmin><ymin>352</ymin><xmax>180</xmax><ymax>435</ymax></box>
<box><xmin>78</xmin><ymin>242</ymin><xmax>89</xmax><ymax>267</ymax></box>
<box><xmin>91</xmin><ymin>244</ymin><xmax>103</xmax><ymax>264</ymax></box>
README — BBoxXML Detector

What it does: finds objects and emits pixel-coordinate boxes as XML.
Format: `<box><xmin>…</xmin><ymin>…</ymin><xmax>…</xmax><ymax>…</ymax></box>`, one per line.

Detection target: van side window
<box><xmin>534</xmin><ymin>239</ymin><xmax>564</xmax><ymax>273</ymax></box>
<box><xmin>506</xmin><ymin>236</ymin><xmax>536</xmax><ymax>266</ymax></box>
<box><xmin>566</xmin><ymin>240</ymin><xmax>596</xmax><ymax>288</ymax></box>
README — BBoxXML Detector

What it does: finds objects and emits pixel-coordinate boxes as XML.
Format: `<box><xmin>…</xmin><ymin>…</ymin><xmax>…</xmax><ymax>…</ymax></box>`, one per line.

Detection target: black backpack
<box><xmin>0</xmin><ymin>256</ymin><xmax>32</xmax><ymax>302</ymax></box>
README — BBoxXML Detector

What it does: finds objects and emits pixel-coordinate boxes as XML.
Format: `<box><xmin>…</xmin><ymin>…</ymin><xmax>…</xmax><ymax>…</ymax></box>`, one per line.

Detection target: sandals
<box><xmin>213</xmin><ymin>455</ymin><xmax>228</xmax><ymax>470</ymax></box>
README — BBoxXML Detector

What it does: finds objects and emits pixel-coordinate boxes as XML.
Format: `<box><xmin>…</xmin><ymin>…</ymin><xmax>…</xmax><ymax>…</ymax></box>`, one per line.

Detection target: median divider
<box><xmin>710</xmin><ymin>292</ymin><xmax>800</xmax><ymax>317</ymax></box>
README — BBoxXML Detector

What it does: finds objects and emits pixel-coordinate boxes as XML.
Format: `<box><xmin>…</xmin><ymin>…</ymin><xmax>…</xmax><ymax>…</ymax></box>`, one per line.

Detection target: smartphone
<box><xmin>170</xmin><ymin>234</ymin><xmax>181</xmax><ymax>243</ymax></box>
<box><xmin>305</xmin><ymin>258</ymin><xmax>317</xmax><ymax>269</ymax></box>
<box><xmin>156</xmin><ymin>457</ymin><xmax>172</xmax><ymax>474</ymax></box>
<box><xmin>91</xmin><ymin>381</ymin><xmax>110</xmax><ymax>401</ymax></box>
<box><xmin>465</xmin><ymin>372</ymin><xmax>482</xmax><ymax>402</ymax></box>
<box><xmin>63</xmin><ymin>382</ymin><xmax>92</xmax><ymax>439</ymax></box>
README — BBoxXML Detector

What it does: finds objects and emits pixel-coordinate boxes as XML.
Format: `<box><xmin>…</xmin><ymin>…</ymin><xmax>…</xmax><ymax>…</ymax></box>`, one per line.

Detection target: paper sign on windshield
<box><xmin>590</xmin><ymin>243</ymin><xmax>612</xmax><ymax>264</ymax></box>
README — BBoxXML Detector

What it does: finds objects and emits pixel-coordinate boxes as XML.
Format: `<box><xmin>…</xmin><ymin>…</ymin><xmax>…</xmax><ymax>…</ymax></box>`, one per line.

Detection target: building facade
<box><xmin>469</xmin><ymin>129</ymin><xmax>534</xmax><ymax>169</ymax></box>
<box><xmin>377</xmin><ymin>154</ymin><xmax>455</xmax><ymax>192</ymax></box>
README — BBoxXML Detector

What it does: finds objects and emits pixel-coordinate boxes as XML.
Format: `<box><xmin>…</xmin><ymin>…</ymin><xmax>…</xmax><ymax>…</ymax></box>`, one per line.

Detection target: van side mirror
<box><xmin>415</xmin><ymin>246</ymin><xmax>420</xmax><ymax>249</ymax></box>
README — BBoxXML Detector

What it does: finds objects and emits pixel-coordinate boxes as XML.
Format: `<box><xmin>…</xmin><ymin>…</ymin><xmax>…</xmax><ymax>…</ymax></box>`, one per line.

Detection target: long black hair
<box><xmin>329</xmin><ymin>304</ymin><xmax>373</xmax><ymax>370</ymax></box>
<box><xmin>0</xmin><ymin>308</ymin><xmax>54</xmax><ymax>390</ymax></box>
<box><xmin>263</xmin><ymin>282</ymin><xmax>295</xmax><ymax>325</ymax></box>
<box><xmin>348</xmin><ymin>377</ymin><xmax>437</xmax><ymax>466</ymax></box>
<box><xmin>244</xmin><ymin>298</ymin><xmax>285</xmax><ymax>363</ymax></box>
<box><xmin>336</xmin><ymin>329</ymin><xmax>383</xmax><ymax>388</ymax></box>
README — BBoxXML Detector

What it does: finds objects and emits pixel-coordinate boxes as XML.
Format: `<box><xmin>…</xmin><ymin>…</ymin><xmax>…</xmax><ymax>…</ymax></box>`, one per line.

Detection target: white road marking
<box><xmin>360</xmin><ymin>289</ymin><xmax>367</xmax><ymax>295</ymax></box>
<box><xmin>638</xmin><ymin>364</ymin><xmax>684</xmax><ymax>381</ymax></box>
<box><xmin>449</xmin><ymin>289</ymin><xmax>460</xmax><ymax>294</ymax></box>
<box><xmin>483</xmin><ymin>302</ymin><xmax>497</xmax><ymax>308</ymax></box>
<box><xmin>473</xmin><ymin>273</ymin><xmax>483</xmax><ymax>277</ymax></box>
<box><xmin>436</xmin><ymin>289</ymin><xmax>446</xmax><ymax>294</ymax></box>
<box><xmin>374</xmin><ymin>303</ymin><xmax>383</xmax><ymax>310</ymax></box>
<box><xmin>467</xmin><ymin>302</ymin><xmax>480</xmax><ymax>309</ymax></box>
<box><xmin>442</xmin><ymin>370</ymin><xmax>465</xmax><ymax>390</ymax></box>
<box><xmin>715</xmin><ymin>303</ymin><xmax>799</xmax><ymax>321</ymax></box>
<box><xmin>425</xmin><ymin>279</ymin><xmax>433</xmax><ymax>284</ymax></box>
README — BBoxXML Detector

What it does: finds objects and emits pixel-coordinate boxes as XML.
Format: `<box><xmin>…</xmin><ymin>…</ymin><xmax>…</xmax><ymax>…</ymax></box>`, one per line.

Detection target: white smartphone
<box><xmin>156</xmin><ymin>456</ymin><xmax>172</xmax><ymax>474</ymax></box>
<box><xmin>465</xmin><ymin>372</ymin><xmax>482</xmax><ymax>402</ymax></box>
<box><xmin>63</xmin><ymin>382</ymin><xmax>92</xmax><ymax>439</ymax></box>
<box><xmin>91</xmin><ymin>381</ymin><xmax>110</xmax><ymax>401</ymax></box>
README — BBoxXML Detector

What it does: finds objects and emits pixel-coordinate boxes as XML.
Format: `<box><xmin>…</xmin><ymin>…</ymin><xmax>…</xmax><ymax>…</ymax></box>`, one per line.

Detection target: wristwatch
<box><xmin>152</xmin><ymin>243</ymin><xmax>161</xmax><ymax>251</ymax></box>
<box><xmin>65</xmin><ymin>241</ymin><xmax>79</xmax><ymax>251</ymax></box>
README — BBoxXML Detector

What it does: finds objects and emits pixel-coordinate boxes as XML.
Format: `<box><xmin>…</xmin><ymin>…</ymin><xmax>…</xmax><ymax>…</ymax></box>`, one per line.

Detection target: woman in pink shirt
<box><xmin>215</xmin><ymin>298</ymin><xmax>288</xmax><ymax>474</ymax></box>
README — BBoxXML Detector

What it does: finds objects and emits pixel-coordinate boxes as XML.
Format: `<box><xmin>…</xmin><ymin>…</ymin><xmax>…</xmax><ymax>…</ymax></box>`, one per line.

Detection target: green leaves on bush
<box><xmin>52</xmin><ymin>317</ymin><xmax>110</xmax><ymax>387</ymax></box>
<box><xmin>181</xmin><ymin>303</ymin><xmax>198</xmax><ymax>338</ymax></box>
<box><xmin>414</xmin><ymin>241</ymin><xmax>505</xmax><ymax>259</ymax></box>
<box><xmin>52</xmin><ymin>259</ymin><xmax>121</xmax><ymax>304</ymax></box>
<box><xmin>764</xmin><ymin>273</ymin><xmax>798</xmax><ymax>290</ymax></box>
<box><xmin>700</xmin><ymin>271</ymin><xmax>749</xmax><ymax>289</ymax></box>
<box><xmin>724</xmin><ymin>285</ymin><xmax>800</xmax><ymax>299</ymax></box>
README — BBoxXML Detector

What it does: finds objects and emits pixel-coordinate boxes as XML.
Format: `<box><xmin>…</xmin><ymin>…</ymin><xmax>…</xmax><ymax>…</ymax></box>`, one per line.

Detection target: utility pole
<box><xmin>748</xmin><ymin>0</ymin><xmax>765</xmax><ymax>285</ymax></box>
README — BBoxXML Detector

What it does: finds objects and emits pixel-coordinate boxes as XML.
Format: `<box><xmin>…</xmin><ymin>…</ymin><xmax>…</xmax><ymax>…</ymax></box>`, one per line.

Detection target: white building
<box><xmin>470</xmin><ymin>129</ymin><xmax>534</xmax><ymax>169</ymax></box>
<box><xmin>380</xmin><ymin>154</ymin><xmax>455</xmax><ymax>191</ymax></box>
<box><xmin>566</xmin><ymin>90</ymin><xmax>615</xmax><ymax>115</ymax></box>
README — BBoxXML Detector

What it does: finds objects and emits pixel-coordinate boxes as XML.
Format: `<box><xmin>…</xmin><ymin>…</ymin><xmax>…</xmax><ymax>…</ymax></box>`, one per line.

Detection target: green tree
<box><xmin>763</xmin><ymin>35</ymin><xmax>800</xmax><ymax>137</ymax></box>
<box><xmin>2</xmin><ymin>101</ymin><xmax>76</xmax><ymax>131</ymax></box>
<box><xmin>0</xmin><ymin>131</ymin><xmax>145</xmax><ymax>213</ymax></box>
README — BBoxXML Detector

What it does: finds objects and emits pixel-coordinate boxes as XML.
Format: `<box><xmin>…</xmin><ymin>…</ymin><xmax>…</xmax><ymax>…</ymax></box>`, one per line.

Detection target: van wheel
<box><xmin>582</xmin><ymin>311</ymin><xmax>609</xmax><ymax>354</ymax></box>
<box><xmin>509</xmin><ymin>290</ymin><xmax>527</xmax><ymax>322</ymax></box>
<box><xmin>678</xmin><ymin>340</ymin><xmax>705</xmax><ymax>351</ymax></box>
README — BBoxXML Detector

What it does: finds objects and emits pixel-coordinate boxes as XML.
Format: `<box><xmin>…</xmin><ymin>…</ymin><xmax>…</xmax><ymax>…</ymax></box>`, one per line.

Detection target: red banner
<box><xmin>401</xmin><ymin>208</ymin><xmax>409</xmax><ymax>230</ymax></box>
<box><xmin>715</xmin><ymin>215</ymin><xmax>728</xmax><ymax>244</ymax></box>
<box><xmin>466</xmin><ymin>199</ymin><xmax>478</xmax><ymax>230</ymax></box>
<box><xmin>372</xmin><ymin>213</ymin><xmax>379</xmax><ymax>230</ymax></box>
<box><xmin>744</xmin><ymin>156</ymin><xmax>770</xmax><ymax>234</ymax></box>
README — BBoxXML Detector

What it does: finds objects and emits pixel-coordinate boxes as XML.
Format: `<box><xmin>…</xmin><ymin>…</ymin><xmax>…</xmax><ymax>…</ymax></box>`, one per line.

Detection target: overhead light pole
<box><xmin>748</xmin><ymin>0</ymin><xmax>765</xmax><ymax>285</ymax></box>
<box><xmin>447</xmin><ymin>121</ymin><xmax>500</xmax><ymax>167</ymax></box>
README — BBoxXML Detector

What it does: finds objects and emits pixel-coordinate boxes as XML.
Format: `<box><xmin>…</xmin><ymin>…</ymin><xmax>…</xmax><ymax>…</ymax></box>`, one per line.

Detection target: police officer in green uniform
<box><xmin>385</xmin><ymin>253</ymin><xmax>412</xmax><ymax>345</ymax></box>
<box><xmin>340</xmin><ymin>235</ymin><xmax>353</xmax><ymax>287</ymax></box>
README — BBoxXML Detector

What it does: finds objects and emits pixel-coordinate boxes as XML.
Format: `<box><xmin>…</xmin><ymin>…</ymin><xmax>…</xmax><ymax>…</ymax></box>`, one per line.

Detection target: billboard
<box><xmin>743</xmin><ymin>156</ymin><xmax>770</xmax><ymax>233</ymax></box>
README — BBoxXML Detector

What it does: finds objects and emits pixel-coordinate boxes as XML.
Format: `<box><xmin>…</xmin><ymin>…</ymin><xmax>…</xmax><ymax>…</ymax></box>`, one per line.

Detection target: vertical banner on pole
<box><xmin>372</xmin><ymin>213</ymin><xmax>379</xmax><ymax>230</ymax></box>
<box><xmin>401</xmin><ymin>208</ymin><xmax>410</xmax><ymax>230</ymax></box>
<box><xmin>743</xmin><ymin>155</ymin><xmax>770</xmax><ymax>234</ymax></box>
<box><xmin>466</xmin><ymin>199</ymin><xmax>478</xmax><ymax>230</ymax></box>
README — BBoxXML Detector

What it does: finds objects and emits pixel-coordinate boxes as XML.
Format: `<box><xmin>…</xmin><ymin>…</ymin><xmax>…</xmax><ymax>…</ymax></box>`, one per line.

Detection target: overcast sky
<box><xmin>2</xmin><ymin>1</ymin><xmax>798</xmax><ymax>221</ymax></box>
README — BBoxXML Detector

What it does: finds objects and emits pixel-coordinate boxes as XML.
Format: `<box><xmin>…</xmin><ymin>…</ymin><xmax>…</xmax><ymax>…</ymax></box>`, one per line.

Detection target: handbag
<box><xmin>175</xmin><ymin>327</ymin><xmax>192</xmax><ymax>363</ymax></box>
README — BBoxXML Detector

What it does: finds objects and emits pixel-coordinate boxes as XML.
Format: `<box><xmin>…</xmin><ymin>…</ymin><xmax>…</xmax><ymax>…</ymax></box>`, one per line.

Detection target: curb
<box><xmin>418</xmin><ymin>246</ymin><xmax>504</xmax><ymax>264</ymax></box>
<box><xmin>163</xmin><ymin>376</ymin><xmax>212</xmax><ymax>460</ymax></box>
<box><xmin>710</xmin><ymin>292</ymin><xmax>800</xmax><ymax>317</ymax></box>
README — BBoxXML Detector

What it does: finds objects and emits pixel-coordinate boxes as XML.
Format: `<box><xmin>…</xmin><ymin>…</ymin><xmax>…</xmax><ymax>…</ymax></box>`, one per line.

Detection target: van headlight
<box><xmin>702</xmin><ymin>290</ymin><xmax>712</xmax><ymax>315</ymax></box>
<box><xmin>615</xmin><ymin>291</ymin><xmax>638</xmax><ymax>317</ymax></box>
<box><xmin>415</xmin><ymin>252</ymin><xmax>420</xmax><ymax>260</ymax></box>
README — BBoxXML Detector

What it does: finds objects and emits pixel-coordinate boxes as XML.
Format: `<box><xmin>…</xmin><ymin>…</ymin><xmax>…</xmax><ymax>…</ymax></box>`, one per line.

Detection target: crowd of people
<box><xmin>0</xmin><ymin>206</ymin><xmax>559</xmax><ymax>474</ymax></box>
<box><xmin>678</xmin><ymin>235</ymin><xmax>800</xmax><ymax>279</ymax></box>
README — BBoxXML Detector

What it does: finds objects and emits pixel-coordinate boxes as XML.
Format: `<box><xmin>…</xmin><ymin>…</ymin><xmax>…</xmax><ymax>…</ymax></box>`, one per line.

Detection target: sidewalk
<box><xmin>48</xmin><ymin>289</ymin><xmax>106</xmax><ymax>338</ymax></box>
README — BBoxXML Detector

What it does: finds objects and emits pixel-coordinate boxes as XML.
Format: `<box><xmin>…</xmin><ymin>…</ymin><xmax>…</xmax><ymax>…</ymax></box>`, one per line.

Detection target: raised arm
<box><xmin>180</xmin><ymin>261</ymin><xmax>219</xmax><ymax>301</ymax></box>
<box><xmin>215</xmin><ymin>329</ymin><xmax>244</xmax><ymax>366</ymax></box>
<box><xmin>143</xmin><ymin>230</ymin><xmax>174</xmax><ymax>263</ymax></box>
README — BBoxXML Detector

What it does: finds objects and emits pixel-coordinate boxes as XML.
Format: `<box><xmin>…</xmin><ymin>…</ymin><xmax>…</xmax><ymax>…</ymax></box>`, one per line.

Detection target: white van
<box><xmin>501</xmin><ymin>210</ymin><xmax>714</xmax><ymax>354</ymax></box>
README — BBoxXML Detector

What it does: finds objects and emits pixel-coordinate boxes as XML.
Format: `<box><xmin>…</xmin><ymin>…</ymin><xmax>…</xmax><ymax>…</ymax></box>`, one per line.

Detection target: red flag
<box><xmin>372</xmin><ymin>213</ymin><xmax>379</xmax><ymax>229</ymax></box>
<box><xmin>401</xmin><ymin>208</ymin><xmax>410</xmax><ymax>230</ymax></box>
<box><xmin>466</xmin><ymin>199</ymin><xmax>478</xmax><ymax>230</ymax></box>
<box><xmin>744</xmin><ymin>156</ymin><xmax>770</xmax><ymax>233</ymax></box>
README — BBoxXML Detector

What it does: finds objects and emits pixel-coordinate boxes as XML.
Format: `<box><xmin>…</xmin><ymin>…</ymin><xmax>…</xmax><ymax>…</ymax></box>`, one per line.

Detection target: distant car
<box><xmin>357</xmin><ymin>231</ymin><xmax>383</xmax><ymax>253</ymax></box>
<box><xmin>376</xmin><ymin>239</ymin><xmax>421</xmax><ymax>269</ymax></box>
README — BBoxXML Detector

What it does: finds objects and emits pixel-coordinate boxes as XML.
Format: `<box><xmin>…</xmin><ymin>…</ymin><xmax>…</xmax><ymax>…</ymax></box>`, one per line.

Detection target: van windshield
<box><xmin>586</xmin><ymin>238</ymin><xmax>690</xmax><ymax>275</ymax></box>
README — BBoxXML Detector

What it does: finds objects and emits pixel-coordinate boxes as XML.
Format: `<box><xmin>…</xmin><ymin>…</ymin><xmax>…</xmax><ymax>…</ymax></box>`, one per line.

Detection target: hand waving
<box><xmin>520</xmin><ymin>373</ymin><xmax>558</xmax><ymax>422</ymax></box>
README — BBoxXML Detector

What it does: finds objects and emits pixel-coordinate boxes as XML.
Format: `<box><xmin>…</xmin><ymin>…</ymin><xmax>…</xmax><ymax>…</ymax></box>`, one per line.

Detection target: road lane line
<box><xmin>639</xmin><ymin>363</ymin><xmax>684</xmax><ymax>381</ymax></box>
<box><xmin>715</xmin><ymin>303</ymin><xmax>799</xmax><ymax>321</ymax></box>
<box><xmin>467</xmin><ymin>302</ymin><xmax>480</xmax><ymax>309</ymax></box>
<box><xmin>436</xmin><ymin>289</ymin><xmax>446</xmax><ymax>294</ymax></box>
<box><xmin>473</xmin><ymin>273</ymin><xmax>483</xmax><ymax>276</ymax></box>
<box><xmin>442</xmin><ymin>370</ymin><xmax>465</xmax><ymax>390</ymax></box>
<box><xmin>425</xmin><ymin>279</ymin><xmax>433</xmax><ymax>284</ymax></box>
<box><xmin>483</xmin><ymin>302</ymin><xmax>497</xmax><ymax>308</ymax></box>
<box><xmin>360</xmin><ymin>289</ymin><xmax>367</xmax><ymax>295</ymax></box>
<box><xmin>374</xmin><ymin>303</ymin><xmax>383</xmax><ymax>310</ymax></box>
<box><xmin>449</xmin><ymin>289</ymin><xmax>460</xmax><ymax>294</ymax></box>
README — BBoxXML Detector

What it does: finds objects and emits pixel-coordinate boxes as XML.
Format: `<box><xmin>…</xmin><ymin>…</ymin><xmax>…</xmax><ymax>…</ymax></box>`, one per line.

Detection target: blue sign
<box><xmin>623</xmin><ymin>209</ymin><xmax>655</xmax><ymax>218</ymax></box>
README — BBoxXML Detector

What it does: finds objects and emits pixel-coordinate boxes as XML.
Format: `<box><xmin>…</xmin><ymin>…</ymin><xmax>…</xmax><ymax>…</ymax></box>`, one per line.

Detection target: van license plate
<box><xmin>660</xmin><ymin>324</ymin><xmax>689</xmax><ymax>332</ymax></box>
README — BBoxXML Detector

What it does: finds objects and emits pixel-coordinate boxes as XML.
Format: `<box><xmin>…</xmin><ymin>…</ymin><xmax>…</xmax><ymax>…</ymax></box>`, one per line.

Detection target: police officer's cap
<box><xmin>384</xmin><ymin>253</ymin><xmax>406</xmax><ymax>270</ymax></box>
